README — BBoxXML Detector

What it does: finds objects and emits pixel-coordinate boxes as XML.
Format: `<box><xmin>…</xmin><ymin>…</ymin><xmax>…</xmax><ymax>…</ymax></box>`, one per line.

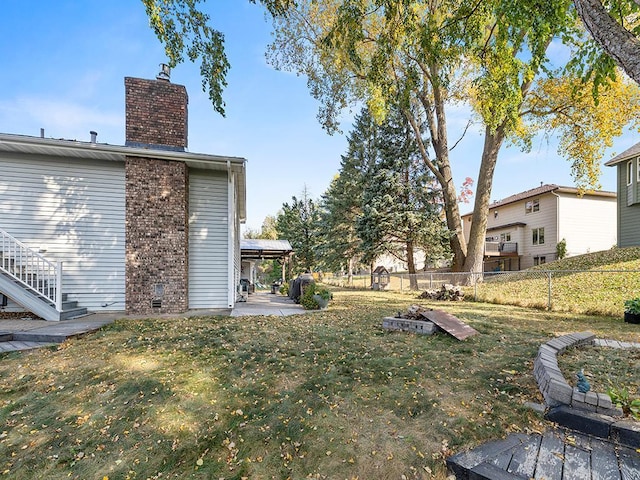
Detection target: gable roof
<box><xmin>0</xmin><ymin>132</ymin><xmax>247</xmax><ymax>221</ymax></box>
<box><xmin>605</xmin><ymin>141</ymin><xmax>640</xmax><ymax>166</ymax></box>
<box><xmin>462</xmin><ymin>183</ymin><xmax>615</xmax><ymax>217</ymax></box>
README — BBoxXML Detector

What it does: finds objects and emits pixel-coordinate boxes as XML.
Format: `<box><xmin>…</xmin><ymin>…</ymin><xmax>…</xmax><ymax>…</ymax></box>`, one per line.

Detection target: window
<box><xmin>532</xmin><ymin>227</ymin><xmax>545</xmax><ymax>245</ymax></box>
<box><xmin>525</xmin><ymin>199</ymin><xmax>540</xmax><ymax>213</ymax></box>
<box><xmin>500</xmin><ymin>232</ymin><xmax>511</xmax><ymax>242</ymax></box>
<box><xmin>533</xmin><ymin>256</ymin><xmax>546</xmax><ymax>266</ymax></box>
<box><xmin>627</xmin><ymin>160</ymin><xmax>633</xmax><ymax>186</ymax></box>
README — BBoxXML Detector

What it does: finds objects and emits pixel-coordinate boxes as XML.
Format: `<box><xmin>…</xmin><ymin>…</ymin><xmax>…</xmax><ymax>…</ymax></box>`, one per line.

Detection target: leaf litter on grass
<box><xmin>0</xmin><ymin>289</ymin><xmax>638</xmax><ymax>479</ymax></box>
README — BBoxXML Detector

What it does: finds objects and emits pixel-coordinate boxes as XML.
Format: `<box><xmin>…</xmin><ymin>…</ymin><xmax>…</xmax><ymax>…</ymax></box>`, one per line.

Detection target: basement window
<box><xmin>533</xmin><ymin>256</ymin><xmax>546</xmax><ymax>266</ymax></box>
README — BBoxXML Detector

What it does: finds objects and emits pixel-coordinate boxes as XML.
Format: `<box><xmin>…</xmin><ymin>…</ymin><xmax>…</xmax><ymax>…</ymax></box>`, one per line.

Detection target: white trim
<box><xmin>627</xmin><ymin>160</ymin><xmax>633</xmax><ymax>186</ymax></box>
<box><xmin>228</xmin><ymin>169</ymin><xmax>235</xmax><ymax>308</ymax></box>
<box><xmin>636</xmin><ymin>157</ymin><xmax>640</xmax><ymax>183</ymax></box>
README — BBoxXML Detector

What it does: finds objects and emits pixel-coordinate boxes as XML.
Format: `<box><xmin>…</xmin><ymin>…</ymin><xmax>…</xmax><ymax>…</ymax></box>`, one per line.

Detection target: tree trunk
<box><xmin>370</xmin><ymin>260</ymin><xmax>374</xmax><ymax>289</ymax></box>
<box><xmin>406</xmin><ymin>241</ymin><xmax>418</xmax><ymax>290</ymax></box>
<box><xmin>463</xmin><ymin>126</ymin><xmax>506</xmax><ymax>275</ymax></box>
<box><xmin>347</xmin><ymin>257</ymin><xmax>354</xmax><ymax>286</ymax></box>
<box><xmin>432</xmin><ymin>100</ymin><xmax>467</xmax><ymax>270</ymax></box>
<box><xmin>573</xmin><ymin>0</ymin><xmax>640</xmax><ymax>84</ymax></box>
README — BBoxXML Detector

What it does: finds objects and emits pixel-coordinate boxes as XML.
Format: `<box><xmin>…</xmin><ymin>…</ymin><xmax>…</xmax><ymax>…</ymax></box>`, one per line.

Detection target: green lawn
<box><xmin>0</xmin><ymin>290</ymin><xmax>638</xmax><ymax>479</ymax></box>
<box><xmin>474</xmin><ymin>247</ymin><xmax>640</xmax><ymax>316</ymax></box>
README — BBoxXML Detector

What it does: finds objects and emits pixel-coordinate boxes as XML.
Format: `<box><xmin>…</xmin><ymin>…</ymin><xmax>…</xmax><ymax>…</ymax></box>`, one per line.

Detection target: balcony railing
<box><xmin>485</xmin><ymin>241</ymin><xmax>518</xmax><ymax>256</ymax></box>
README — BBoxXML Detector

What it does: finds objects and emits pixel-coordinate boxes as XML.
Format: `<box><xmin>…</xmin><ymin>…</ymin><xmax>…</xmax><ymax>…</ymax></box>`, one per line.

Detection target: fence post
<box><xmin>429</xmin><ymin>273</ymin><xmax>433</xmax><ymax>289</ymax></box>
<box><xmin>547</xmin><ymin>271</ymin><xmax>552</xmax><ymax>310</ymax></box>
<box><xmin>400</xmin><ymin>275</ymin><xmax>403</xmax><ymax>291</ymax></box>
<box><xmin>474</xmin><ymin>272</ymin><xmax>477</xmax><ymax>300</ymax></box>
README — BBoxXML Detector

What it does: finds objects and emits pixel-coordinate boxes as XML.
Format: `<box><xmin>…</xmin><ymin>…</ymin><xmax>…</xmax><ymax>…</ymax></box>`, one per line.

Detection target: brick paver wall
<box><xmin>125</xmin><ymin>157</ymin><xmax>189</xmax><ymax>314</ymax></box>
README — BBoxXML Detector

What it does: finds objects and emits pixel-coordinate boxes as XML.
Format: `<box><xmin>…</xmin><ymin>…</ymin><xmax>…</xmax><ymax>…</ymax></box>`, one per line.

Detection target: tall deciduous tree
<box><xmin>276</xmin><ymin>187</ymin><xmax>320</xmax><ymax>273</ymax></box>
<box><xmin>573</xmin><ymin>0</ymin><xmax>640</xmax><ymax>85</ymax></box>
<box><xmin>268</xmin><ymin>0</ymin><xmax>640</xmax><ymax>273</ymax></box>
<box><xmin>142</xmin><ymin>0</ymin><xmax>293</xmax><ymax>115</ymax></box>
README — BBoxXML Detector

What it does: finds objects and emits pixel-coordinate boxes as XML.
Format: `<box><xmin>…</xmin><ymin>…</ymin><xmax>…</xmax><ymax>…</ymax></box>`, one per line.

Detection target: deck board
<box><xmin>590</xmin><ymin>438</ymin><xmax>621</xmax><ymax>480</ymax></box>
<box><xmin>534</xmin><ymin>429</ymin><xmax>565</xmax><ymax>480</ymax></box>
<box><xmin>448</xmin><ymin>428</ymin><xmax>637</xmax><ymax>480</ymax></box>
<box><xmin>420</xmin><ymin>309</ymin><xmax>479</xmax><ymax>340</ymax></box>
<box><xmin>507</xmin><ymin>435</ymin><xmax>541</xmax><ymax>478</ymax></box>
<box><xmin>563</xmin><ymin>444</ymin><xmax>591</xmax><ymax>480</ymax></box>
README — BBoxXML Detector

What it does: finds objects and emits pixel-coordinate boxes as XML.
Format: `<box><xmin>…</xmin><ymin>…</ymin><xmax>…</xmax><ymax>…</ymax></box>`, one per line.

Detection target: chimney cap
<box><xmin>157</xmin><ymin>63</ymin><xmax>171</xmax><ymax>82</ymax></box>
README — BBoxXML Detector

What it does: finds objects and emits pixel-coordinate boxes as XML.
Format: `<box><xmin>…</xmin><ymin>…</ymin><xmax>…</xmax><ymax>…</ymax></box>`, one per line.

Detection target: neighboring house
<box><xmin>605</xmin><ymin>142</ymin><xmax>640</xmax><ymax>247</ymax></box>
<box><xmin>0</xmin><ymin>70</ymin><xmax>246</xmax><ymax>320</ymax></box>
<box><xmin>462</xmin><ymin>184</ymin><xmax>616</xmax><ymax>271</ymax></box>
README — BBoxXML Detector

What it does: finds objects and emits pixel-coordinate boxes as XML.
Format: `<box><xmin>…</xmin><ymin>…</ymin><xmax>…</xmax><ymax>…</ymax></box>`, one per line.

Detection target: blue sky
<box><xmin>1</xmin><ymin>1</ymin><xmax>637</xmax><ymax>232</ymax></box>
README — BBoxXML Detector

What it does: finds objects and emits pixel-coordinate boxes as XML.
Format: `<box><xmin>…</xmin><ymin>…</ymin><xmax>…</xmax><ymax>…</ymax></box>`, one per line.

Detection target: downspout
<box><xmin>551</xmin><ymin>189</ymin><xmax>560</xmax><ymax>258</ymax></box>
<box><xmin>227</xmin><ymin>160</ymin><xmax>235</xmax><ymax>308</ymax></box>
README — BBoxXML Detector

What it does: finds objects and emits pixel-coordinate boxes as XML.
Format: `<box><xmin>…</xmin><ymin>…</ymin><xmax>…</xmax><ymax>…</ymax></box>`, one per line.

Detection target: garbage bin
<box><xmin>271</xmin><ymin>283</ymin><xmax>279</xmax><ymax>294</ymax></box>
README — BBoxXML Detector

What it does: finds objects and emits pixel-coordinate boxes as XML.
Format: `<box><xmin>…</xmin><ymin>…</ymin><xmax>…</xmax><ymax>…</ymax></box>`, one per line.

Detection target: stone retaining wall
<box><xmin>533</xmin><ymin>331</ymin><xmax>623</xmax><ymax>416</ymax></box>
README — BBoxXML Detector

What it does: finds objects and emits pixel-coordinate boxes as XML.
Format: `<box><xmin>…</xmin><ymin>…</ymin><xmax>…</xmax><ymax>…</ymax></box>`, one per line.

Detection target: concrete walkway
<box><xmin>231</xmin><ymin>291</ymin><xmax>307</xmax><ymax>317</ymax></box>
<box><xmin>0</xmin><ymin>313</ymin><xmax>120</xmax><ymax>353</ymax></box>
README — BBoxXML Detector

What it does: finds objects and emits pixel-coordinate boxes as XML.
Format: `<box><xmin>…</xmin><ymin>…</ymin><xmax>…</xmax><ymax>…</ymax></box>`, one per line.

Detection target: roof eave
<box><xmin>0</xmin><ymin>133</ymin><xmax>247</xmax><ymax>170</ymax></box>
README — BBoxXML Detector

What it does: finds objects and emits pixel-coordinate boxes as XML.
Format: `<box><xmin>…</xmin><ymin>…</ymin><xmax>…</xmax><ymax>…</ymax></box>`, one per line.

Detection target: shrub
<box><xmin>279</xmin><ymin>282</ymin><xmax>289</xmax><ymax>296</ymax></box>
<box><xmin>556</xmin><ymin>239</ymin><xmax>567</xmax><ymax>260</ymax></box>
<box><xmin>624</xmin><ymin>298</ymin><xmax>640</xmax><ymax>314</ymax></box>
<box><xmin>299</xmin><ymin>285</ymin><xmax>333</xmax><ymax>310</ymax></box>
<box><xmin>608</xmin><ymin>387</ymin><xmax>640</xmax><ymax>420</ymax></box>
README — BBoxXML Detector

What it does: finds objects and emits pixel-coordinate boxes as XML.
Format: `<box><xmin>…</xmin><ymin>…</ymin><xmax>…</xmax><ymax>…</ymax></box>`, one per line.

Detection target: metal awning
<box><xmin>241</xmin><ymin>239</ymin><xmax>293</xmax><ymax>260</ymax></box>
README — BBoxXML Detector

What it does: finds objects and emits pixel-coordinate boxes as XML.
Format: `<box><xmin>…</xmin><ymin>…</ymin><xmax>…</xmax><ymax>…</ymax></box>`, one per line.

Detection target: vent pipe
<box><xmin>156</xmin><ymin>63</ymin><xmax>171</xmax><ymax>82</ymax></box>
<box><xmin>90</xmin><ymin>131</ymin><xmax>98</xmax><ymax>143</ymax></box>
<box><xmin>40</xmin><ymin>128</ymin><xmax>44</xmax><ymax>138</ymax></box>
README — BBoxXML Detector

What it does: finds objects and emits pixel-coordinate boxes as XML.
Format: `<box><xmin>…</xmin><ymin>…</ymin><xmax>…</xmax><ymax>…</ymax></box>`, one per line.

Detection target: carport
<box><xmin>240</xmin><ymin>239</ymin><xmax>294</xmax><ymax>286</ymax></box>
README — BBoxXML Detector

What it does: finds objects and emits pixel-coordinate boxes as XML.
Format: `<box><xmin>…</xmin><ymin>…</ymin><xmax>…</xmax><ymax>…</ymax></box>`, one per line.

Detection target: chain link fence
<box><xmin>323</xmin><ymin>270</ymin><xmax>640</xmax><ymax>317</ymax></box>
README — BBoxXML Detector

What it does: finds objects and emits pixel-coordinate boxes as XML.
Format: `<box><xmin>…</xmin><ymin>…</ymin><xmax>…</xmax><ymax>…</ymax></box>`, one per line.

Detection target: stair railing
<box><xmin>0</xmin><ymin>229</ymin><xmax>62</xmax><ymax>311</ymax></box>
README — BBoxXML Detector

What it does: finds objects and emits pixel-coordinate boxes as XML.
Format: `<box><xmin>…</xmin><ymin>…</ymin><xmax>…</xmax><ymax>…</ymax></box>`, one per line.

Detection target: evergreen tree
<box><xmin>355</xmin><ymin>107</ymin><xmax>450</xmax><ymax>289</ymax></box>
<box><xmin>276</xmin><ymin>187</ymin><xmax>319</xmax><ymax>274</ymax></box>
<box><xmin>316</xmin><ymin>110</ymin><xmax>378</xmax><ymax>283</ymax></box>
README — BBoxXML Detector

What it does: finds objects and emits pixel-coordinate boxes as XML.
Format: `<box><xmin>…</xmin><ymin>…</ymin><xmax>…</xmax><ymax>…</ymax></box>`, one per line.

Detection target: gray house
<box><xmin>0</xmin><ymin>71</ymin><xmax>246</xmax><ymax>320</ymax></box>
<box><xmin>605</xmin><ymin>142</ymin><xmax>640</xmax><ymax>247</ymax></box>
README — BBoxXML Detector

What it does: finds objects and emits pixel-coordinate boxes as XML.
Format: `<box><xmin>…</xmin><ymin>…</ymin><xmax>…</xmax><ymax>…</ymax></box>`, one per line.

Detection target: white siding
<box><xmin>557</xmin><ymin>193</ymin><xmax>617</xmax><ymax>256</ymax></box>
<box><xmin>232</xmin><ymin>176</ymin><xmax>242</xmax><ymax>305</ymax></box>
<box><xmin>188</xmin><ymin>169</ymin><xmax>229</xmax><ymax>308</ymax></box>
<box><xmin>518</xmin><ymin>194</ymin><xmax>558</xmax><ymax>269</ymax></box>
<box><xmin>0</xmin><ymin>153</ymin><xmax>125</xmax><ymax>311</ymax></box>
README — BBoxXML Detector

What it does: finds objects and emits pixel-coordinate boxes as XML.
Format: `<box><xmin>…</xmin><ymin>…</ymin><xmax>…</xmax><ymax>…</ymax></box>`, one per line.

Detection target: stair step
<box><xmin>60</xmin><ymin>307</ymin><xmax>88</xmax><ymax>320</ymax></box>
<box><xmin>62</xmin><ymin>300</ymin><xmax>78</xmax><ymax>310</ymax></box>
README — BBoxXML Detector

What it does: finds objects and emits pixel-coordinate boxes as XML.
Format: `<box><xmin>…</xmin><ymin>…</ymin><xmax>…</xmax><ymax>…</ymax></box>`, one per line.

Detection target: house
<box><xmin>461</xmin><ymin>184</ymin><xmax>616</xmax><ymax>271</ymax></box>
<box><xmin>605</xmin><ymin>142</ymin><xmax>640</xmax><ymax>247</ymax></box>
<box><xmin>0</xmin><ymin>69</ymin><xmax>246</xmax><ymax>320</ymax></box>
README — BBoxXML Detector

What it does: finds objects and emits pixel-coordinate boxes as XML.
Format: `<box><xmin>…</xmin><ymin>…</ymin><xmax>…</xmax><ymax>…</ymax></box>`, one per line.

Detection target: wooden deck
<box><xmin>447</xmin><ymin>427</ymin><xmax>640</xmax><ymax>480</ymax></box>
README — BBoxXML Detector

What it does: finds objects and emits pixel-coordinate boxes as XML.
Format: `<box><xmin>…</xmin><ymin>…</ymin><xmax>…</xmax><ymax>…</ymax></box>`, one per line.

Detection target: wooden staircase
<box><xmin>0</xmin><ymin>229</ymin><xmax>87</xmax><ymax>321</ymax></box>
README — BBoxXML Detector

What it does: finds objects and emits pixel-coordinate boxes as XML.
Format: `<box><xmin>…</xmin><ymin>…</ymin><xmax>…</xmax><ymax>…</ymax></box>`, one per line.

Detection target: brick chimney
<box><xmin>124</xmin><ymin>72</ymin><xmax>189</xmax><ymax>315</ymax></box>
<box><xmin>124</xmin><ymin>75</ymin><xmax>188</xmax><ymax>151</ymax></box>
